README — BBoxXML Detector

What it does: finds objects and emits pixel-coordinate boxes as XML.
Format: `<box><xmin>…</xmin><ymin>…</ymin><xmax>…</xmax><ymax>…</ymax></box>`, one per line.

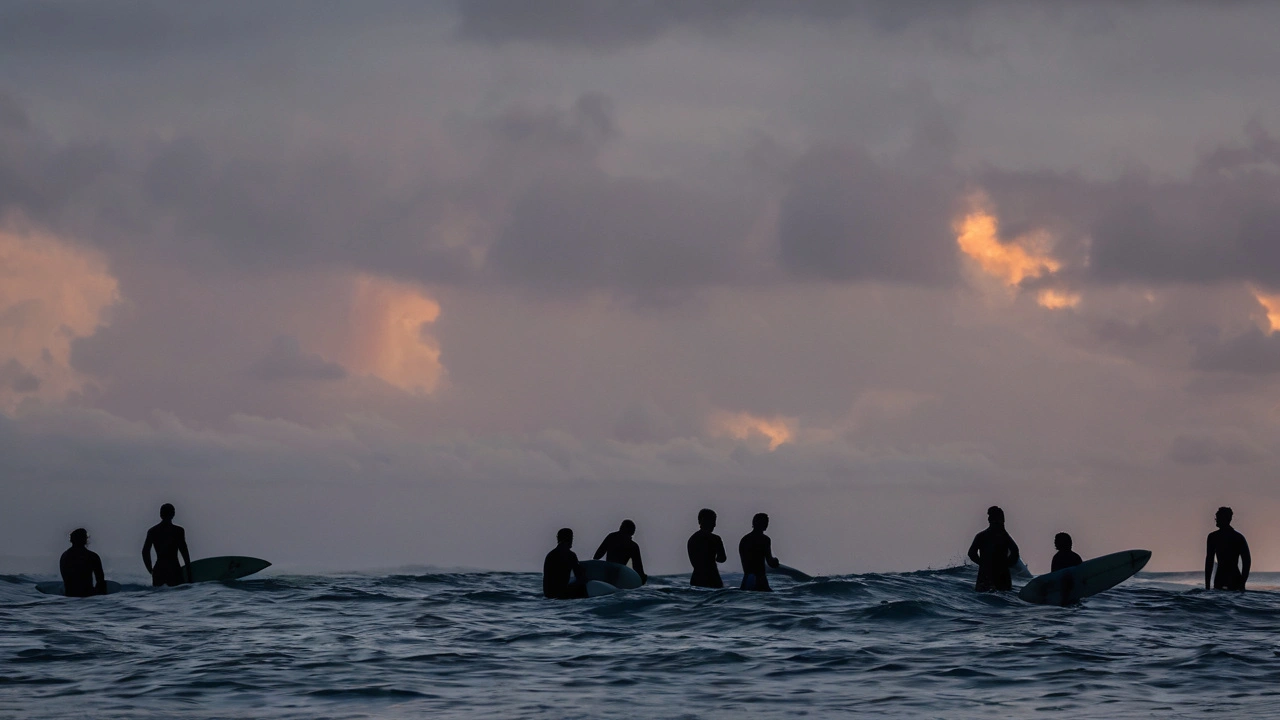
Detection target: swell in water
<box><xmin>2</xmin><ymin>567</ymin><xmax>1278</xmax><ymax>718</ymax></box>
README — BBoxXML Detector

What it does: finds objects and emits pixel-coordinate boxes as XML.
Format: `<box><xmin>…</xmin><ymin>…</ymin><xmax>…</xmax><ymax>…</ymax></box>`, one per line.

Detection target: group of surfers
<box><xmin>543</xmin><ymin>509</ymin><xmax>780</xmax><ymax>599</ymax></box>
<box><xmin>56</xmin><ymin>502</ymin><xmax>1252</xmax><ymax>599</ymax></box>
<box><xmin>58</xmin><ymin>503</ymin><xmax>193</xmax><ymax>597</ymax></box>
<box><xmin>544</xmin><ymin>505</ymin><xmax>1254</xmax><ymax>599</ymax></box>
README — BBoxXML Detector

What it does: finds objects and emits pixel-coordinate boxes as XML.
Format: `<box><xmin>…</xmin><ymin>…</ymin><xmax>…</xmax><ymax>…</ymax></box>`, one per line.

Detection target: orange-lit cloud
<box><xmin>339</xmin><ymin>274</ymin><xmax>443</xmax><ymax>394</ymax></box>
<box><xmin>955</xmin><ymin>193</ymin><xmax>1061</xmax><ymax>287</ymax></box>
<box><xmin>1253</xmin><ymin>288</ymin><xmax>1280</xmax><ymax>333</ymax></box>
<box><xmin>0</xmin><ymin>222</ymin><xmax>119</xmax><ymax>409</ymax></box>
<box><xmin>1036</xmin><ymin>289</ymin><xmax>1081</xmax><ymax>310</ymax></box>
<box><xmin>709</xmin><ymin>410</ymin><xmax>796</xmax><ymax>450</ymax></box>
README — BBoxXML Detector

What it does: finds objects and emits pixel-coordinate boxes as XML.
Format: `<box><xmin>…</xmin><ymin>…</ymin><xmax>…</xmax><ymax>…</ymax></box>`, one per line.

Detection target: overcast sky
<box><xmin>4</xmin><ymin>0</ymin><xmax>1280</xmax><ymax>575</ymax></box>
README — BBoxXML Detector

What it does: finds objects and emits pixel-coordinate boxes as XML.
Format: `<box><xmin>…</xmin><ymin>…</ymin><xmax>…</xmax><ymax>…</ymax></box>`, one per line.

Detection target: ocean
<box><xmin>2</xmin><ymin>567</ymin><xmax>1278</xmax><ymax>718</ymax></box>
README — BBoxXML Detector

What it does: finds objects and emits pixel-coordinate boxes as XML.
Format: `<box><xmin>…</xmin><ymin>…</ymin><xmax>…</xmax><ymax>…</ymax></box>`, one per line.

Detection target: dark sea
<box><xmin>3</xmin><ymin>567</ymin><xmax>1279</xmax><ymax>719</ymax></box>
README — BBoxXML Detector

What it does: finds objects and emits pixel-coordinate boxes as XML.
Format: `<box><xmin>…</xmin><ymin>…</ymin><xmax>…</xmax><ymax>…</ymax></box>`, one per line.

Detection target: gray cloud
<box><xmin>488</xmin><ymin>172</ymin><xmax>754</xmax><ymax>298</ymax></box>
<box><xmin>136</xmin><ymin>137</ymin><xmax>473</xmax><ymax>281</ymax></box>
<box><xmin>0</xmin><ymin>89</ymin><xmax>115</xmax><ymax>225</ymax></box>
<box><xmin>0</xmin><ymin>1</ymin><xmax>447</xmax><ymax>62</ymax></box>
<box><xmin>250</xmin><ymin>336</ymin><xmax>346</xmax><ymax>383</ymax></box>
<box><xmin>455</xmin><ymin>0</ymin><xmax>979</xmax><ymax>50</ymax></box>
<box><xmin>776</xmin><ymin>147</ymin><xmax>958</xmax><ymax>284</ymax></box>
<box><xmin>0</xmin><ymin>359</ymin><xmax>40</xmax><ymax>393</ymax></box>
<box><xmin>1168</xmin><ymin>433</ymin><xmax>1265</xmax><ymax>467</ymax></box>
<box><xmin>1192</xmin><ymin>328</ymin><xmax>1280</xmax><ymax>375</ymax></box>
<box><xmin>984</xmin><ymin>126</ymin><xmax>1280</xmax><ymax>290</ymax></box>
<box><xmin>490</xmin><ymin>92</ymin><xmax>616</xmax><ymax>159</ymax></box>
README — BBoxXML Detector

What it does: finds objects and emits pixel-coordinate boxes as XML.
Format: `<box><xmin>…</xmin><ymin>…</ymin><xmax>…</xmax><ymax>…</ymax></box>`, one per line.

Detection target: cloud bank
<box><xmin>4</xmin><ymin>1</ymin><xmax>1280</xmax><ymax>574</ymax></box>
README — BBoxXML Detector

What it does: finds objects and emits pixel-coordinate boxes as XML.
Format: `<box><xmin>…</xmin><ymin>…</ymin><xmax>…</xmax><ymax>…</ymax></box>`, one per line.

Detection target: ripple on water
<box><xmin>4</xmin><ymin>569</ymin><xmax>1280</xmax><ymax>718</ymax></box>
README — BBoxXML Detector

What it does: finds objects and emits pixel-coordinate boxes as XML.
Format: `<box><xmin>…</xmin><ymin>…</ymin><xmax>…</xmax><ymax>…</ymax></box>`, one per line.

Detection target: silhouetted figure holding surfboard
<box><xmin>60</xmin><ymin>528</ymin><xmax>107</xmax><ymax>597</ymax></box>
<box><xmin>593</xmin><ymin>519</ymin><xmax>648</xmax><ymax>584</ymax></box>
<box><xmin>688</xmin><ymin>508</ymin><xmax>727</xmax><ymax>588</ymax></box>
<box><xmin>967</xmin><ymin>506</ymin><xmax>1020</xmax><ymax>592</ymax></box>
<box><xmin>544</xmin><ymin>528</ymin><xmax>587</xmax><ymax>599</ymax></box>
<box><xmin>1206</xmin><ymin>507</ymin><xmax>1250</xmax><ymax>591</ymax></box>
<box><xmin>142</xmin><ymin>503</ymin><xmax>191</xmax><ymax>587</ymax></box>
<box><xmin>1051</xmin><ymin>533</ymin><xmax>1083</xmax><ymax>572</ymax></box>
<box><xmin>739</xmin><ymin>513</ymin><xmax>780</xmax><ymax>591</ymax></box>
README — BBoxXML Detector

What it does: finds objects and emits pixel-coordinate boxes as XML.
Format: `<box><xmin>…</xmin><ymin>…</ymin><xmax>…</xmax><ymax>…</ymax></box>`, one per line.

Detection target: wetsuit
<box><xmin>967</xmin><ymin>527</ymin><xmax>1019</xmax><ymax>592</ymax></box>
<box><xmin>1207</xmin><ymin>527</ymin><xmax>1251</xmax><ymax>591</ymax></box>
<box><xmin>143</xmin><ymin>521</ymin><xmax>190</xmax><ymax>587</ymax></box>
<box><xmin>738</xmin><ymin>530</ymin><xmax>778</xmax><ymax>592</ymax></box>
<box><xmin>543</xmin><ymin>545</ymin><xmax>586</xmax><ymax>599</ymax></box>
<box><xmin>1051</xmin><ymin>550</ymin><xmax>1083</xmax><ymax>573</ymax></box>
<box><xmin>593</xmin><ymin>531</ymin><xmax>646</xmax><ymax>582</ymax></box>
<box><xmin>59</xmin><ymin>546</ymin><xmax>106</xmax><ymax>598</ymax></box>
<box><xmin>687</xmin><ymin>529</ymin><xmax>727</xmax><ymax>588</ymax></box>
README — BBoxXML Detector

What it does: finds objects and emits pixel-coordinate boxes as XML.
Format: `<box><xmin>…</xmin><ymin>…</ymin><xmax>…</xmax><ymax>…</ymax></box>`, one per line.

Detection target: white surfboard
<box><xmin>578</xmin><ymin>560</ymin><xmax>642</xmax><ymax>589</ymax></box>
<box><xmin>586</xmin><ymin>580</ymin><xmax>620</xmax><ymax>597</ymax></box>
<box><xmin>1018</xmin><ymin>549</ymin><xmax>1151</xmax><ymax>605</ymax></box>
<box><xmin>771</xmin><ymin>564</ymin><xmax>813</xmax><ymax>582</ymax></box>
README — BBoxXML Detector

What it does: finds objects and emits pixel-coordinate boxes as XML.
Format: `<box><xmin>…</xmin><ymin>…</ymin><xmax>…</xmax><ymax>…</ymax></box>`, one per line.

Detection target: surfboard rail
<box><xmin>187</xmin><ymin>556</ymin><xmax>272</xmax><ymax>583</ymax></box>
<box><xmin>1018</xmin><ymin>549</ymin><xmax>1151</xmax><ymax>605</ymax></box>
<box><xmin>578</xmin><ymin>560</ymin><xmax>643</xmax><ymax>589</ymax></box>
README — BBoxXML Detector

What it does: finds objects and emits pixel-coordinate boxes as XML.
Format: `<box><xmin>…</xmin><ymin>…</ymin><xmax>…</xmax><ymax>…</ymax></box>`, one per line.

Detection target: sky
<box><xmin>4</xmin><ymin>0</ymin><xmax>1280</xmax><ymax>575</ymax></box>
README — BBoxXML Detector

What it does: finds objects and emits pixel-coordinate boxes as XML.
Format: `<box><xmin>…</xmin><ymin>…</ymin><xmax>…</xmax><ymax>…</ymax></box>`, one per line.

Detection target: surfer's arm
<box><xmin>1240</xmin><ymin>538</ymin><xmax>1251</xmax><ymax>587</ymax></box>
<box><xmin>1007</xmin><ymin>537</ymin><xmax>1021</xmax><ymax>567</ymax></box>
<box><xmin>765</xmin><ymin>537</ymin><xmax>779</xmax><ymax>569</ymax></box>
<box><xmin>92</xmin><ymin>555</ymin><xmax>106</xmax><ymax>595</ymax></box>
<box><xmin>1205</xmin><ymin>537</ymin><xmax>1215</xmax><ymax>589</ymax></box>
<box><xmin>141</xmin><ymin>532</ymin><xmax>154</xmax><ymax>575</ymax></box>
<box><xmin>967</xmin><ymin>536</ymin><xmax>981</xmax><ymax>566</ymax></box>
<box><xmin>593</xmin><ymin>538</ymin><xmax>608</xmax><ymax>561</ymax></box>
<box><xmin>715</xmin><ymin>537</ymin><xmax>726</xmax><ymax>564</ymax></box>
<box><xmin>631</xmin><ymin>543</ymin><xmax>647</xmax><ymax>583</ymax></box>
<box><xmin>178</xmin><ymin>530</ymin><xmax>192</xmax><ymax>582</ymax></box>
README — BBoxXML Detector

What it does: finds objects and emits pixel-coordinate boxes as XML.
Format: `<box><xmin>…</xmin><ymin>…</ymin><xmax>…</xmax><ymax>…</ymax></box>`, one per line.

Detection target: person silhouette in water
<box><xmin>593</xmin><ymin>519</ymin><xmax>647</xmax><ymax>584</ymax></box>
<box><xmin>1206</xmin><ymin>506</ymin><xmax>1250</xmax><ymax>591</ymax></box>
<box><xmin>739</xmin><ymin>513</ymin><xmax>780</xmax><ymax>592</ymax></box>
<box><xmin>688</xmin><ymin>508</ymin><xmax>727</xmax><ymax>588</ymax></box>
<box><xmin>1051</xmin><ymin>532</ymin><xmax>1083</xmax><ymax>572</ymax></box>
<box><xmin>967</xmin><ymin>506</ymin><xmax>1020</xmax><ymax>592</ymax></box>
<box><xmin>543</xmin><ymin>528</ymin><xmax>586</xmax><ymax>599</ymax></box>
<box><xmin>142</xmin><ymin>503</ymin><xmax>191</xmax><ymax>587</ymax></box>
<box><xmin>60</xmin><ymin>528</ymin><xmax>107</xmax><ymax>597</ymax></box>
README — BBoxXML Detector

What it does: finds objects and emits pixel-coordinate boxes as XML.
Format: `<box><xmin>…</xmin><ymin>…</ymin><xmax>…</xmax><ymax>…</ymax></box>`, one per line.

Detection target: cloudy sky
<box><xmin>4</xmin><ymin>0</ymin><xmax>1280</xmax><ymax>575</ymax></box>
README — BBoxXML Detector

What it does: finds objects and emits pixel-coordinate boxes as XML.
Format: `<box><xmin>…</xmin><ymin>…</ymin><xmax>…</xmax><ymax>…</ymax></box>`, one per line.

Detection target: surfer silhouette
<box><xmin>142</xmin><ymin>503</ymin><xmax>192</xmax><ymax>587</ymax></box>
<box><xmin>60</xmin><ymin>528</ymin><xmax>107</xmax><ymax>597</ymax></box>
<box><xmin>688</xmin><ymin>508</ymin><xmax>727</xmax><ymax>588</ymax></box>
<box><xmin>1051</xmin><ymin>532</ymin><xmax>1083</xmax><ymax>572</ymax></box>
<box><xmin>967</xmin><ymin>506</ymin><xmax>1020</xmax><ymax>592</ymax></box>
<box><xmin>543</xmin><ymin>528</ymin><xmax>587</xmax><ymax>599</ymax></box>
<box><xmin>739</xmin><ymin>513</ymin><xmax>780</xmax><ymax>591</ymax></box>
<box><xmin>593</xmin><ymin>519</ymin><xmax>648</xmax><ymax>584</ymax></box>
<box><xmin>1206</xmin><ymin>507</ymin><xmax>1250</xmax><ymax>591</ymax></box>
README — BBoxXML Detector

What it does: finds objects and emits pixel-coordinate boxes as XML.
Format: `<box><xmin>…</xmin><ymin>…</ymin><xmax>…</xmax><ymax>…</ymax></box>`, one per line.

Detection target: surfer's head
<box><xmin>556</xmin><ymin>527</ymin><xmax>573</xmax><ymax>546</ymax></box>
<box><xmin>620</xmin><ymin>519</ymin><xmax>636</xmax><ymax>536</ymax></box>
<box><xmin>160</xmin><ymin>503</ymin><xmax>176</xmax><ymax>520</ymax></box>
<box><xmin>987</xmin><ymin>506</ymin><xmax>1005</xmax><ymax>527</ymax></box>
<box><xmin>698</xmin><ymin>508</ymin><xmax>717</xmax><ymax>530</ymax></box>
<box><xmin>69</xmin><ymin>528</ymin><xmax>88</xmax><ymax>547</ymax></box>
<box><xmin>752</xmin><ymin>512</ymin><xmax>769</xmax><ymax>531</ymax></box>
<box><xmin>1054</xmin><ymin>532</ymin><xmax>1072</xmax><ymax>551</ymax></box>
<box><xmin>1216</xmin><ymin>506</ymin><xmax>1233</xmax><ymax>528</ymax></box>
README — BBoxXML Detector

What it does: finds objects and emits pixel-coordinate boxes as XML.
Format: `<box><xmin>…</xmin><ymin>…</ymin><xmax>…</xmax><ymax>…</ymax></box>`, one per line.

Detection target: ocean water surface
<box><xmin>3</xmin><ymin>567</ymin><xmax>1279</xmax><ymax>718</ymax></box>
